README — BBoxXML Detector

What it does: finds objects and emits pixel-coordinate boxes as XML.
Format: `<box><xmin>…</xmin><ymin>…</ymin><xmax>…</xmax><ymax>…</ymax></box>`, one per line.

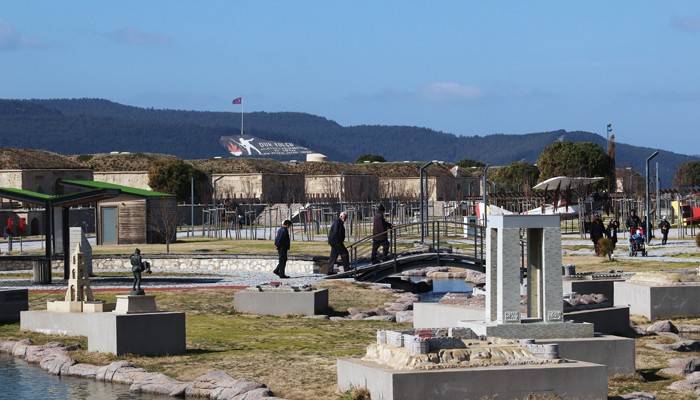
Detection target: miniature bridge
<box><xmin>327</xmin><ymin>221</ymin><xmax>486</xmax><ymax>282</ymax></box>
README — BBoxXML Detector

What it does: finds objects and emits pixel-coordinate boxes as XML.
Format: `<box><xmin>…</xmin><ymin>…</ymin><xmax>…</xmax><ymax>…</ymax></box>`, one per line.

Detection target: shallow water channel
<box><xmin>0</xmin><ymin>354</ymin><xmax>167</xmax><ymax>400</ymax></box>
<box><xmin>409</xmin><ymin>277</ymin><xmax>474</xmax><ymax>302</ymax></box>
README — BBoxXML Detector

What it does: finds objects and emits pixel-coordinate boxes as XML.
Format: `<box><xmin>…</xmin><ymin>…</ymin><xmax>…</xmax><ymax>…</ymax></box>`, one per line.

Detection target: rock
<box><xmin>229</xmin><ymin>387</ymin><xmax>273</xmax><ymax>399</ymax></box>
<box><xmin>386</xmin><ymin>302</ymin><xmax>412</xmax><ymax>312</ymax></box>
<box><xmin>329</xmin><ymin>317</ymin><xmax>346</xmax><ymax>322</ymax></box>
<box><xmin>612</xmin><ymin>392</ymin><xmax>656</xmax><ymax>400</ymax></box>
<box><xmin>347</xmin><ymin>307</ymin><xmax>363</xmax><ymax>316</ymax></box>
<box><xmin>351</xmin><ymin>313</ymin><xmax>369</xmax><ymax>320</ymax></box>
<box><xmin>372</xmin><ymin>307</ymin><xmax>390</xmax><ymax>316</ymax></box>
<box><xmin>39</xmin><ymin>350</ymin><xmax>75</xmax><ymax>375</ymax></box>
<box><xmin>129</xmin><ymin>372</ymin><xmax>187</xmax><ymax>396</ymax></box>
<box><xmin>364</xmin><ymin>315</ymin><xmax>396</xmax><ymax>322</ymax></box>
<box><xmin>670</xmin><ymin>340</ymin><xmax>700</xmax><ymax>352</ymax></box>
<box><xmin>660</xmin><ymin>357</ymin><xmax>696</xmax><ymax>376</ymax></box>
<box><xmin>669</xmin><ymin>371</ymin><xmax>700</xmax><ymax>394</ymax></box>
<box><xmin>646</xmin><ymin>320</ymin><xmax>679</xmax><ymax>334</ymax></box>
<box><xmin>395</xmin><ymin>311</ymin><xmax>413</xmax><ymax>323</ymax></box>
<box><xmin>67</xmin><ymin>363</ymin><xmax>99</xmax><ymax>379</ymax></box>
<box><xmin>678</xmin><ymin>324</ymin><xmax>700</xmax><ymax>334</ymax></box>
<box><xmin>111</xmin><ymin>365</ymin><xmax>149</xmax><ymax>384</ymax></box>
<box><xmin>11</xmin><ymin>339</ymin><xmax>32</xmax><ymax>358</ymax></box>
<box><xmin>96</xmin><ymin>360</ymin><xmax>134</xmax><ymax>381</ymax></box>
<box><xmin>684</xmin><ymin>358</ymin><xmax>700</xmax><ymax>375</ymax></box>
<box><xmin>630</xmin><ymin>323</ymin><xmax>648</xmax><ymax>336</ymax></box>
<box><xmin>186</xmin><ymin>370</ymin><xmax>242</xmax><ymax>398</ymax></box>
<box><xmin>0</xmin><ymin>340</ymin><xmax>19</xmax><ymax>354</ymax></box>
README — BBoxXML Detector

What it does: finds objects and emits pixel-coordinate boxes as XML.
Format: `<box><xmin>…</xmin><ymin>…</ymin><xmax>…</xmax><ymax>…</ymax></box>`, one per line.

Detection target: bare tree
<box><xmin>149</xmin><ymin>203</ymin><xmax>180</xmax><ymax>253</ymax></box>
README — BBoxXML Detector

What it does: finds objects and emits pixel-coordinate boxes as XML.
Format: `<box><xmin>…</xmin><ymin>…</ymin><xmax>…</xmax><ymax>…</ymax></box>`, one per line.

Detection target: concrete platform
<box><xmin>233</xmin><ymin>288</ymin><xmax>328</xmax><ymax>316</ymax></box>
<box><xmin>615</xmin><ymin>281</ymin><xmax>700</xmax><ymax>320</ymax></box>
<box><xmin>21</xmin><ymin>310</ymin><xmax>186</xmax><ymax>356</ymax></box>
<box><xmin>563</xmin><ymin>279</ymin><xmax>622</xmax><ymax>301</ymax></box>
<box><xmin>412</xmin><ymin>302</ymin><xmax>483</xmax><ymax>329</ymax></box>
<box><xmin>564</xmin><ymin>306</ymin><xmax>633</xmax><ymax>337</ymax></box>
<box><xmin>0</xmin><ymin>289</ymin><xmax>28</xmax><ymax>323</ymax></box>
<box><xmin>534</xmin><ymin>335</ymin><xmax>636</xmax><ymax>376</ymax></box>
<box><xmin>337</xmin><ymin>358</ymin><xmax>608</xmax><ymax>400</ymax></box>
<box><xmin>459</xmin><ymin>320</ymin><xmax>595</xmax><ymax>339</ymax></box>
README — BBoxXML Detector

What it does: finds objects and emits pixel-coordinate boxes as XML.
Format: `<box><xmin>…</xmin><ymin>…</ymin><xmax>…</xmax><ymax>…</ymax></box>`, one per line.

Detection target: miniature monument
<box><xmin>47</xmin><ymin>244</ymin><xmax>111</xmax><ymax>313</ymax></box>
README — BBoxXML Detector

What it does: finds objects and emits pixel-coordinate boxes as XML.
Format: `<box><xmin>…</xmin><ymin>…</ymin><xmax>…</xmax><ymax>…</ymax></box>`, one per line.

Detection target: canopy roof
<box><xmin>61</xmin><ymin>179</ymin><xmax>173</xmax><ymax>198</ymax></box>
<box><xmin>0</xmin><ymin>187</ymin><xmax>121</xmax><ymax>207</ymax></box>
<box><xmin>533</xmin><ymin>176</ymin><xmax>603</xmax><ymax>191</ymax></box>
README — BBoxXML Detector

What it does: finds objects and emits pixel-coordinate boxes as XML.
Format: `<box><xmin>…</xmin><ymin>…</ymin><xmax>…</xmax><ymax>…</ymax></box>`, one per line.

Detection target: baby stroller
<box><xmin>628</xmin><ymin>227</ymin><xmax>647</xmax><ymax>257</ymax></box>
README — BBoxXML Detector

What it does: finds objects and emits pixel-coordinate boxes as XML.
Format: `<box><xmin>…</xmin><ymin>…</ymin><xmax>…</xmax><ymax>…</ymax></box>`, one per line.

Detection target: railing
<box><xmin>346</xmin><ymin>220</ymin><xmax>485</xmax><ymax>270</ymax></box>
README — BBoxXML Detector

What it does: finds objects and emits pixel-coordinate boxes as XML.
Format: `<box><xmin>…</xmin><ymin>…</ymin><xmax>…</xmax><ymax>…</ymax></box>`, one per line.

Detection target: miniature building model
<box><xmin>47</xmin><ymin>244</ymin><xmax>109</xmax><ymax>313</ymax></box>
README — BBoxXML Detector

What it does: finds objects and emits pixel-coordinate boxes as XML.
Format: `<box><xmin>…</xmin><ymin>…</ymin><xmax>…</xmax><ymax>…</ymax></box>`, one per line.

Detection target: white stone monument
<box><xmin>69</xmin><ymin>227</ymin><xmax>92</xmax><ymax>276</ymax></box>
<box><xmin>461</xmin><ymin>215</ymin><xmax>593</xmax><ymax>338</ymax></box>
<box><xmin>47</xmin><ymin>244</ymin><xmax>109</xmax><ymax>313</ymax></box>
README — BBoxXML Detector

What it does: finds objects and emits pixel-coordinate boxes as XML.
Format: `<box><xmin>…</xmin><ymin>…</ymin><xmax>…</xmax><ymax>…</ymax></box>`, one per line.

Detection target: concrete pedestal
<box><xmin>534</xmin><ymin>335</ymin><xmax>636</xmax><ymax>376</ymax></box>
<box><xmin>20</xmin><ymin>310</ymin><xmax>185</xmax><ymax>356</ymax></box>
<box><xmin>412</xmin><ymin>303</ymin><xmax>484</xmax><ymax>329</ymax></box>
<box><xmin>114</xmin><ymin>295</ymin><xmax>157</xmax><ymax>314</ymax></box>
<box><xmin>337</xmin><ymin>359</ymin><xmax>608</xmax><ymax>400</ymax></box>
<box><xmin>233</xmin><ymin>288</ymin><xmax>328</xmax><ymax>316</ymax></box>
<box><xmin>564</xmin><ymin>306</ymin><xmax>632</xmax><ymax>337</ymax></box>
<box><xmin>563</xmin><ymin>279</ymin><xmax>622</xmax><ymax>301</ymax></box>
<box><xmin>0</xmin><ymin>289</ymin><xmax>28</xmax><ymax>323</ymax></box>
<box><xmin>459</xmin><ymin>320</ymin><xmax>595</xmax><ymax>339</ymax></box>
<box><xmin>614</xmin><ymin>281</ymin><xmax>700</xmax><ymax>320</ymax></box>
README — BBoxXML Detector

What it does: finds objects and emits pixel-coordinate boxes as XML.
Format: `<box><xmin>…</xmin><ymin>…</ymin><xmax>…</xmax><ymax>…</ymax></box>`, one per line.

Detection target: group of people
<box><xmin>272</xmin><ymin>205</ymin><xmax>394</xmax><ymax>278</ymax></box>
<box><xmin>589</xmin><ymin>210</ymin><xmax>673</xmax><ymax>255</ymax></box>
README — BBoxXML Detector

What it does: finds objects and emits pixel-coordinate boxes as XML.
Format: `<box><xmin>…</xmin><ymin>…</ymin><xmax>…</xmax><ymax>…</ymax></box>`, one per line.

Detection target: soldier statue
<box><xmin>130</xmin><ymin>248</ymin><xmax>152</xmax><ymax>295</ymax></box>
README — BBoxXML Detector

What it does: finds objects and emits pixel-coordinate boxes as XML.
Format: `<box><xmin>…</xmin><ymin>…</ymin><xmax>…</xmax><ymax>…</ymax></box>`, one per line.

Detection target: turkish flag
<box><xmin>232</xmin><ymin>97</ymin><xmax>242</xmax><ymax>104</ymax></box>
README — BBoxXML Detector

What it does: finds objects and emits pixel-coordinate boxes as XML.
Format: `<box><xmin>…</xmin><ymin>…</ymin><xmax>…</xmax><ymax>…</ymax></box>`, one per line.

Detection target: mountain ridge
<box><xmin>0</xmin><ymin>98</ymin><xmax>696</xmax><ymax>187</ymax></box>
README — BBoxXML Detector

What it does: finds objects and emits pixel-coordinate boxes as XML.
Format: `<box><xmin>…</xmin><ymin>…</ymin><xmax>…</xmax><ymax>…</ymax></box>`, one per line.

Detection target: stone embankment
<box><xmin>0</xmin><ymin>339</ymin><xmax>284</xmax><ymax>400</ymax></box>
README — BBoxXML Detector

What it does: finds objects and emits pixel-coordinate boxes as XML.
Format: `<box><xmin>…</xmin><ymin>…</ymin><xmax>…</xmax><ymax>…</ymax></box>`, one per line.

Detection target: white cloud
<box><xmin>671</xmin><ymin>17</ymin><xmax>700</xmax><ymax>33</ymax></box>
<box><xmin>420</xmin><ymin>82</ymin><xmax>482</xmax><ymax>102</ymax></box>
<box><xmin>0</xmin><ymin>20</ymin><xmax>43</xmax><ymax>51</ymax></box>
<box><xmin>103</xmin><ymin>27</ymin><xmax>171</xmax><ymax>46</ymax></box>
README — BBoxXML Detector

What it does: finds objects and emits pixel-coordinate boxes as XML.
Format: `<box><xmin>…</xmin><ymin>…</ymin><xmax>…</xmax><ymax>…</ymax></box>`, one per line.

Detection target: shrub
<box><xmin>597</xmin><ymin>237</ymin><xmax>615</xmax><ymax>260</ymax></box>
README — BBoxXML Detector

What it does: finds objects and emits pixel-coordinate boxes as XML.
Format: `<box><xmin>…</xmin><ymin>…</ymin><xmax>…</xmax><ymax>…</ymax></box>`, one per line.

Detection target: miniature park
<box><xmin>1</xmin><ymin>144</ymin><xmax>700</xmax><ymax>400</ymax></box>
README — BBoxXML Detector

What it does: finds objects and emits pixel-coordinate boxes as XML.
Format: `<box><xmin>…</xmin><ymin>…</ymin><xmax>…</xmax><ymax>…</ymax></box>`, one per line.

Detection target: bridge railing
<box><xmin>346</xmin><ymin>220</ymin><xmax>484</xmax><ymax>269</ymax></box>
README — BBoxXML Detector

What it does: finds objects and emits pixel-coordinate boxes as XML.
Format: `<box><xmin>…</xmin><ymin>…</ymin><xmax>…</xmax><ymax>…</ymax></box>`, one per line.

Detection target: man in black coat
<box><xmin>371</xmin><ymin>204</ymin><xmax>393</xmax><ymax>264</ymax></box>
<box><xmin>659</xmin><ymin>216</ymin><xmax>671</xmax><ymax>245</ymax></box>
<box><xmin>326</xmin><ymin>212</ymin><xmax>349</xmax><ymax>275</ymax></box>
<box><xmin>626</xmin><ymin>210</ymin><xmax>641</xmax><ymax>230</ymax></box>
<box><xmin>273</xmin><ymin>220</ymin><xmax>292</xmax><ymax>278</ymax></box>
<box><xmin>590</xmin><ymin>214</ymin><xmax>605</xmax><ymax>255</ymax></box>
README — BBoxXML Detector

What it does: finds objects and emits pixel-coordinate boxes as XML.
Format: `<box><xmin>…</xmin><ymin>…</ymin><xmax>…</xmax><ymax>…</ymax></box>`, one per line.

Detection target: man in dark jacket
<box><xmin>273</xmin><ymin>220</ymin><xmax>291</xmax><ymax>278</ymax></box>
<box><xmin>659</xmin><ymin>216</ymin><xmax>671</xmax><ymax>245</ymax></box>
<box><xmin>371</xmin><ymin>204</ymin><xmax>393</xmax><ymax>264</ymax></box>
<box><xmin>326</xmin><ymin>212</ymin><xmax>349</xmax><ymax>275</ymax></box>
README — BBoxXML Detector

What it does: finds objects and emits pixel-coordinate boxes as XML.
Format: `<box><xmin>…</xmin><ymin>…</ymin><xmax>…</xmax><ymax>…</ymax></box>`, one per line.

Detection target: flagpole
<box><xmin>240</xmin><ymin>101</ymin><xmax>243</xmax><ymax>136</ymax></box>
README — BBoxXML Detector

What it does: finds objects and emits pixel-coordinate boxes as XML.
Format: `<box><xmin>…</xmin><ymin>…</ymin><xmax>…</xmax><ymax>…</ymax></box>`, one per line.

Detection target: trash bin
<box><xmin>32</xmin><ymin>259</ymin><xmax>51</xmax><ymax>284</ymax></box>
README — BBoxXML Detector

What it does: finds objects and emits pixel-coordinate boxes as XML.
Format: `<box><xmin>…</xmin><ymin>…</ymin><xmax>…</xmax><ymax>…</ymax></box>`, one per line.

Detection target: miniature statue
<box><xmin>129</xmin><ymin>248</ymin><xmax>152</xmax><ymax>295</ymax></box>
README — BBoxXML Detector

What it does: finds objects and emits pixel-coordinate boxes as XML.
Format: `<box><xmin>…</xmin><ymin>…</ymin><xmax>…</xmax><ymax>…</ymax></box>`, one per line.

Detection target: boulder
<box><xmin>217</xmin><ymin>384</ymin><xmax>269</xmax><ymax>400</ymax></box>
<box><xmin>39</xmin><ymin>350</ymin><xmax>75</xmax><ymax>375</ymax></box>
<box><xmin>646</xmin><ymin>320</ymin><xmax>679</xmax><ymax>334</ymax></box>
<box><xmin>129</xmin><ymin>371</ymin><xmax>188</xmax><ymax>396</ymax></box>
<box><xmin>364</xmin><ymin>315</ymin><xmax>396</xmax><ymax>322</ymax></box>
<box><xmin>111</xmin><ymin>365</ymin><xmax>149</xmax><ymax>384</ymax></box>
<box><xmin>96</xmin><ymin>360</ymin><xmax>134</xmax><ymax>381</ymax></box>
<box><xmin>11</xmin><ymin>339</ymin><xmax>32</xmax><ymax>358</ymax></box>
<box><xmin>669</xmin><ymin>371</ymin><xmax>700</xmax><ymax>394</ymax></box>
<box><xmin>669</xmin><ymin>340</ymin><xmax>700</xmax><ymax>352</ymax></box>
<box><xmin>185</xmin><ymin>370</ymin><xmax>241</xmax><ymax>398</ymax></box>
<box><xmin>395</xmin><ymin>310</ymin><xmax>413</xmax><ymax>323</ymax></box>
<box><xmin>612</xmin><ymin>392</ymin><xmax>656</xmax><ymax>400</ymax></box>
<box><xmin>67</xmin><ymin>363</ymin><xmax>99</xmax><ymax>379</ymax></box>
<box><xmin>350</xmin><ymin>313</ymin><xmax>369</xmax><ymax>320</ymax></box>
<box><xmin>229</xmin><ymin>387</ymin><xmax>273</xmax><ymax>399</ymax></box>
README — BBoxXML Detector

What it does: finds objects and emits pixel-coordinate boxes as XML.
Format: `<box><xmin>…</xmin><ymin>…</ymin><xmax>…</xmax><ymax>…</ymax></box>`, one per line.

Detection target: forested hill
<box><xmin>0</xmin><ymin>98</ymin><xmax>696</xmax><ymax>186</ymax></box>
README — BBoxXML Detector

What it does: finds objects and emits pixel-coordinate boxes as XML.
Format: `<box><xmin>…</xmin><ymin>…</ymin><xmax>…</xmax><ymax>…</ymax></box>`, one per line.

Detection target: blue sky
<box><xmin>1</xmin><ymin>1</ymin><xmax>699</xmax><ymax>154</ymax></box>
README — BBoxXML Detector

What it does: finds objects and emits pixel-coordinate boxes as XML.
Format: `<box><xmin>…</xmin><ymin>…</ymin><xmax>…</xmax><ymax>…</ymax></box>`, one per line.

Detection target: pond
<box><xmin>0</xmin><ymin>354</ymin><xmax>167</xmax><ymax>400</ymax></box>
<box><xmin>407</xmin><ymin>276</ymin><xmax>474</xmax><ymax>302</ymax></box>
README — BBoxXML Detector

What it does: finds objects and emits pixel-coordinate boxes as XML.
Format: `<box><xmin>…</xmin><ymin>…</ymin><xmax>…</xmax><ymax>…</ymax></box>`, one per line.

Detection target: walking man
<box><xmin>659</xmin><ymin>216</ymin><xmax>671</xmax><ymax>245</ymax></box>
<box><xmin>590</xmin><ymin>214</ymin><xmax>605</xmax><ymax>255</ymax></box>
<box><xmin>371</xmin><ymin>204</ymin><xmax>392</xmax><ymax>264</ymax></box>
<box><xmin>326</xmin><ymin>211</ymin><xmax>349</xmax><ymax>275</ymax></box>
<box><xmin>273</xmin><ymin>220</ymin><xmax>291</xmax><ymax>278</ymax></box>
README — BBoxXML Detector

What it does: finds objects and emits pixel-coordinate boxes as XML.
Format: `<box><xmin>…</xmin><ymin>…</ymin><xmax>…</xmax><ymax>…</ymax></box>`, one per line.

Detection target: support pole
<box><xmin>44</xmin><ymin>203</ymin><xmax>52</xmax><ymax>274</ymax></box>
<box><xmin>190</xmin><ymin>175</ymin><xmax>195</xmax><ymax>237</ymax></box>
<box><xmin>62</xmin><ymin>207</ymin><xmax>70</xmax><ymax>280</ymax></box>
<box><xmin>482</xmin><ymin>165</ymin><xmax>489</xmax><ymax>227</ymax></box>
<box><xmin>645</xmin><ymin>151</ymin><xmax>659</xmax><ymax>242</ymax></box>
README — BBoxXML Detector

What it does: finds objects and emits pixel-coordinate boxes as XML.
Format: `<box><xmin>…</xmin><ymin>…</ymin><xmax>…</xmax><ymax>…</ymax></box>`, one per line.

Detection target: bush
<box><xmin>339</xmin><ymin>388</ymin><xmax>371</xmax><ymax>400</ymax></box>
<box><xmin>597</xmin><ymin>237</ymin><xmax>615</xmax><ymax>260</ymax></box>
<box><xmin>355</xmin><ymin>154</ymin><xmax>386</xmax><ymax>163</ymax></box>
<box><xmin>148</xmin><ymin>159</ymin><xmax>208</xmax><ymax>202</ymax></box>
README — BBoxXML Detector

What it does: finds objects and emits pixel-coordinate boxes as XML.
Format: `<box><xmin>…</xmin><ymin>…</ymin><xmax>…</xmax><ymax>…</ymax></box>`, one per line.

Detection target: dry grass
<box><xmin>563</xmin><ymin>254</ymin><xmax>699</xmax><ymax>273</ymax></box>
<box><xmin>0</xmin><ymin>282</ymin><xmax>404</xmax><ymax>400</ymax></box>
<box><xmin>0</xmin><ymin>148</ymin><xmax>83</xmax><ymax>169</ymax></box>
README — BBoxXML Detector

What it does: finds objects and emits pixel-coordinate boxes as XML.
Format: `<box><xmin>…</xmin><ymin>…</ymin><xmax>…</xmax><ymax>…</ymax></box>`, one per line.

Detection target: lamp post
<box><xmin>420</xmin><ymin>160</ymin><xmax>442</xmax><ymax>242</ymax></box>
<box><xmin>482</xmin><ymin>165</ymin><xmax>489</xmax><ymax>227</ymax></box>
<box><xmin>645</xmin><ymin>151</ymin><xmax>659</xmax><ymax>241</ymax></box>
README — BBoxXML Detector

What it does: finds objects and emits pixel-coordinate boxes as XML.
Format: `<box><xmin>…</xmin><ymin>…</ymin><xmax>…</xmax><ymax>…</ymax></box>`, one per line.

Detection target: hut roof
<box><xmin>73</xmin><ymin>152</ymin><xmax>179</xmax><ymax>172</ymax></box>
<box><xmin>190</xmin><ymin>158</ymin><xmax>294</xmax><ymax>174</ymax></box>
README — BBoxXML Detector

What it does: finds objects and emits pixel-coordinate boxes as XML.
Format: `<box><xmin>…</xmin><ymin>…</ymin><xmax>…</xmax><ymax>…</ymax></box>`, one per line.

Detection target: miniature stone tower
<box><xmin>65</xmin><ymin>244</ymin><xmax>94</xmax><ymax>303</ymax></box>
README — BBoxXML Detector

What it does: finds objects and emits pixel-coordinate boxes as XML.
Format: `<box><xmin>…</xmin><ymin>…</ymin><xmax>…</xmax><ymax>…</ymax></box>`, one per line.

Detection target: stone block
<box><xmin>563</xmin><ymin>279</ymin><xmax>621</xmax><ymax>301</ymax></box>
<box><xmin>614</xmin><ymin>281</ymin><xmax>700</xmax><ymax>320</ymax></box>
<box><xmin>233</xmin><ymin>289</ymin><xmax>328</xmax><ymax>316</ymax></box>
<box><xmin>534</xmin><ymin>335</ymin><xmax>636</xmax><ymax>377</ymax></box>
<box><xmin>114</xmin><ymin>295</ymin><xmax>157</xmax><ymax>314</ymax></box>
<box><xmin>337</xmin><ymin>358</ymin><xmax>608</xmax><ymax>400</ymax></box>
<box><xmin>412</xmin><ymin>303</ymin><xmax>485</xmax><ymax>329</ymax></box>
<box><xmin>459</xmin><ymin>320</ymin><xmax>594</xmax><ymax>339</ymax></box>
<box><xmin>565</xmin><ymin>306</ymin><xmax>633</xmax><ymax>337</ymax></box>
<box><xmin>82</xmin><ymin>302</ymin><xmax>115</xmax><ymax>313</ymax></box>
<box><xmin>46</xmin><ymin>301</ymin><xmax>83</xmax><ymax>313</ymax></box>
<box><xmin>0</xmin><ymin>289</ymin><xmax>28</xmax><ymax>322</ymax></box>
<box><xmin>21</xmin><ymin>310</ymin><xmax>93</xmax><ymax>336</ymax></box>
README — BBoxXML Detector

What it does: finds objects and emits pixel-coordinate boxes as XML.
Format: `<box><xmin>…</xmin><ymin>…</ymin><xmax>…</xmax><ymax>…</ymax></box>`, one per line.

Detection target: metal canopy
<box><xmin>532</xmin><ymin>176</ymin><xmax>604</xmax><ymax>191</ymax></box>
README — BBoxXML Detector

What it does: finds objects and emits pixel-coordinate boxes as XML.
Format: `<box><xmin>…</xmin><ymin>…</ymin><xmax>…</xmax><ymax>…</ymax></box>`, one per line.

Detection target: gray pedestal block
<box><xmin>337</xmin><ymin>359</ymin><xmax>608</xmax><ymax>400</ymax></box>
<box><xmin>20</xmin><ymin>310</ymin><xmax>186</xmax><ymax>356</ymax></box>
<box><xmin>564</xmin><ymin>306</ymin><xmax>632</xmax><ymax>337</ymax></box>
<box><xmin>534</xmin><ymin>335</ymin><xmax>636</xmax><ymax>376</ymax></box>
<box><xmin>615</xmin><ymin>281</ymin><xmax>700</xmax><ymax>320</ymax></box>
<box><xmin>412</xmin><ymin>303</ymin><xmax>484</xmax><ymax>329</ymax></box>
<box><xmin>563</xmin><ymin>279</ymin><xmax>622</xmax><ymax>301</ymax></box>
<box><xmin>0</xmin><ymin>289</ymin><xmax>28</xmax><ymax>323</ymax></box>
<box><xmin>233</xmin><ymin>289</ymin><xmax>328</xmax><ymax>316</ymax></box>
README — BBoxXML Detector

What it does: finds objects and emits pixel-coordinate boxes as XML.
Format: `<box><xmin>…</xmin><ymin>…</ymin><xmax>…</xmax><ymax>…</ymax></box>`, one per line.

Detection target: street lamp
<box><xmin>419</xmin><ymin>160</ymin><xmax>444</xmax><ymax>242</ymax></box>
<box><xmin>645</xmin><ymin>151</ymin><xmax>659</xmax><ymax>241</ymax></box>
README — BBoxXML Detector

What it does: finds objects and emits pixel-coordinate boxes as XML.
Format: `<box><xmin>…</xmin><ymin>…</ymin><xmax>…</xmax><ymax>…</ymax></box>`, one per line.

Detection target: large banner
<box><xmin>219</xmin><ymin>135</ymin><xmax>313</xmax><ymax>157</ymax></box>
